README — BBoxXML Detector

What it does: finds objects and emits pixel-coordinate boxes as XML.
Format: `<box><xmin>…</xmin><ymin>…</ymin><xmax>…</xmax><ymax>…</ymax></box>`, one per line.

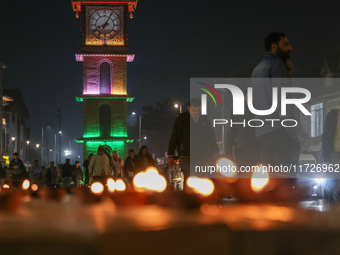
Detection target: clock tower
<box><xmin>72</xmin><ymin>0</ymin><xmax>137</xmax><ymax>160</ymax></box>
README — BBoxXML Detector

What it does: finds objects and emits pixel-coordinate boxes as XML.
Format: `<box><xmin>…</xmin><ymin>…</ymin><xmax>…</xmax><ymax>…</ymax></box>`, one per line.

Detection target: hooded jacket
<box><xmin>168</xmin><ymin>111</ymin><xmax>219</xmax><ymax>159</ymax></box>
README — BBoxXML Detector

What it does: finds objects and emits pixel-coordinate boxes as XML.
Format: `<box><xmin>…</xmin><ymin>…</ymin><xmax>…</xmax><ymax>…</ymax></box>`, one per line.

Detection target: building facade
<box><xmin>3</xmin><ymin>89</ymin><xmax>30</xmax><ymax>163</ymax></box>
<box><xmin>72</xmin><ymin>0</ymin><xmax>138</xmax><ymax>159</ymax></box>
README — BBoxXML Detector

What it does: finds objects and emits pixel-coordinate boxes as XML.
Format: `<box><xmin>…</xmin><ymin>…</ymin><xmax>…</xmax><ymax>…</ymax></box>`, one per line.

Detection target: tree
<box><xmin>141</xmin><ymin>98</ymin><xmax>183</xmax><ymax>133</ymax></box>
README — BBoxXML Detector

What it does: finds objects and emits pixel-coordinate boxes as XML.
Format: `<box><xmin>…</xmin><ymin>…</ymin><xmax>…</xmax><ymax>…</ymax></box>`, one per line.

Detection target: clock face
<box><xmin>89</xmin><ymin>10</ymin><xmax>121</xmax><ymax>41</ymax></box>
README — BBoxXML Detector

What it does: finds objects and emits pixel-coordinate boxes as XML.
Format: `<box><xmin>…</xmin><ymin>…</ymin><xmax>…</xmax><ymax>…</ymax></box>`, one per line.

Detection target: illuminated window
<box><xmin>100</xmin><ymin>104</ymin><xmax>111</xmax><ymax>137</ymax></box>
<box><xmin>100</xmin><ymin>62</ymin><xmax>111</xmax><ymax>94</ymax></box>
<box><xmin>311</xmin><ymin>103</ymin><xmax>323</xmax><ymax>137</ymax></box>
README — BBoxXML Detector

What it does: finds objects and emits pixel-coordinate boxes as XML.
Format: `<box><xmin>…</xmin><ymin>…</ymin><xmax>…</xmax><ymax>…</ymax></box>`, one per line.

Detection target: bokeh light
<box><xmin>91</xmin><ymin>182</ymin><xmax>104</xmax><ymax>195</ymax></box>
<box><xmin>187</xmin><ymin>177</ymin><xmax>215</xmax><ymax>197</ymax></box>
<box><xmin>22</xmin><ymin>179</ymin><xmax>30</xmax><ymax>190</ymax></box>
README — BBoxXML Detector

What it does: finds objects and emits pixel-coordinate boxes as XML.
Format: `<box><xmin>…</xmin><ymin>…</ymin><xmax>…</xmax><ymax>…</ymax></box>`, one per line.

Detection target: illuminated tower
<box><xmin>72</xmin><ymin>0</ymin><xmax>137</xmax><ymax>159</ymax></box>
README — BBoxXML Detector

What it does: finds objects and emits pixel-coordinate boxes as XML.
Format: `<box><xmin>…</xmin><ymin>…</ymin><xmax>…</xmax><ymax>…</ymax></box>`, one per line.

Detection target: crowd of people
<box><xmin>0</xmin><ymin>144</ymin><xmax>162</xmax><ymax>190</ymax></box>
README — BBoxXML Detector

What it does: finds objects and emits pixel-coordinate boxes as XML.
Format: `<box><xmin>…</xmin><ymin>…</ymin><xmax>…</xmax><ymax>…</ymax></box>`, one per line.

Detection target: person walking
<box><xmin>88</xmin><ymin>145</ymin><xmax>111</xmax><ymax>184</ymax></box>
<box><xmin>124</xmin><ymin>149</ymin><xmax>138</xmax><ymax>182</ymax></box>
<box><xmin>83</xmin><ymin>153</ymin><xmax>93</xmax><ymax>186</ymax></box>
<box><xmin>112</xmin><ymin>151</ymin><xmax>124</xmax><ymax>179</ymax></box>
<box><xmin>46</xmin><ymin>161</ymin><xmax>59</xmax><ymax>188</ymax></box>
<box><xmin>61</xmin><ymin>159</ymin><xmax>74</xmax><ymax>188</ymax></box>
<box><xmin>72</xmin><ymin>161</ymin><xmax>83</xmax><ymax>187</ymax></box>
<box><xmin>136</xmin><ymin>146</ymin><xmax>155</xmax><ymax>172</ymax></box>
<box><xmin>167</xmin><ymin>98</ymin><xmax>219</xmax><ymax>182</ymax></box>
<box><xmin>9</xmin><ymin>152</ymin><xmax>26</xmax><ymax>188</ymax></box>
<box><xmin>168</xmin><ymin>156</ymin><xmax>184</xmax><ymax>191</ymax></box>
<box><xmin>252</xmin><ymin>32</ymin><xmax>300</xmax><ymax>174</ymax></box>
<box><xmin>31</xmin><ymin>160</ymin><xmax>43</xmax><ymax>186</ymax></box>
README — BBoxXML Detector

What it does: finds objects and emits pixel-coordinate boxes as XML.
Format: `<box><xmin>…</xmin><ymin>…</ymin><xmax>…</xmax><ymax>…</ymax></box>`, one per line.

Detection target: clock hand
<box><xmin>102</xmin><ymin>12</ymin><xmax>114</xmax><ymax>29</ymax></box>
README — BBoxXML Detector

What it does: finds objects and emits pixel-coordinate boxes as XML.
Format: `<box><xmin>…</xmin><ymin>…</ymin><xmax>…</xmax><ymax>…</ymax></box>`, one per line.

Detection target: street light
<box><xmin>174</xmin><ymin>103</ymin><xmax>182</xmax><ymax>114</ymax></box>
<box><xmin>26</xmin><ymin>141</ymin><xmax>30</xmax><ymax>162</ymax></box>
<box><xmin>11</xmin><ymin>137</ymin><xmax>15</xmax><ymax>153</ymax></box>
<box><xmin>132</xmin><ymin>112</ymin><xmax>142</xmax><ymax>149</ymax></box>
<box><xmin>36</xmin><ymin>144</ymin><xmax>40</xmax><ymax>149</ymax></box>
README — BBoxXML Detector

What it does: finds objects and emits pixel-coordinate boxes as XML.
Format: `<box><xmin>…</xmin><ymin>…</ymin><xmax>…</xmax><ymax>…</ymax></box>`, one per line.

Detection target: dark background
<box><xmin>0</xmin><ymin>0</ymin><xmax>339</xmax><ymax>161</ymax></box>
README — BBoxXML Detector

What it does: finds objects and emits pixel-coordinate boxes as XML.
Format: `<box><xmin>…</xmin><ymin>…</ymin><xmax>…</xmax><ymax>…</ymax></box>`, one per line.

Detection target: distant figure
<box><xmin>72</xmin><ymin>161</ymin><xmax>83</xmax><ymax>187</ymax></box>
<box><xmin>136</xmin><ymin>146</ymin><xmax>155</xmax><ymax>172</ymax></box>
<box><xmin>9</xmin><ymin>152</ymin><xmax>26</xmax><ymax>188</ymax></box>
<box><xmin>112</xmin><ymin>151</ymin><xmax>124</xmax><ymax>178</ymax></box>
<box><xmin>61</xmin><ymin>159</ymin><xmax>74</xmax><ymax>188</ymax></box>
<box><xmin>88</xmin><ymin>145</ymin><xmax>111</xmax><ymax>184</ymax></box>
<box><xmin>83</xmin><ymin>153</ymin><xmax>93</xmax><ymax>186</ymax></box>
<box><xmin>46</xmin><ymin>161</ymin><xmax>59</xmax><ymax>188</ymax></box>
<box><xmin>124</xmin><ymin>149</ymin><xmax>138</xmax><ymax>182</ymax></box>
<box><xmin>31</xmin><ymin>160</ymin><xmax>43</xmax><ymax>186</ymax></box>
<box><xmin>168</xmin><ymin>156</ymin><xmax>184</xmax><ymax>191</ymax></box>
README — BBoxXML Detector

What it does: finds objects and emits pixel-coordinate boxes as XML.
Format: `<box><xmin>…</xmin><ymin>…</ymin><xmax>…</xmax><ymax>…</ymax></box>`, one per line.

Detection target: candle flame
<box><xmin>22</xmin><ymin>179</ymin><xmax>30</xmax><ymax>190</ymax></box>
<box><xmin>187</xmin><ymin>177</ymin><xmax>215</xmax><ymax>197</ymax></box>
<box><xmin>251</xmin><ymin>166</ymin><xmax>270</xmax><ymax>193</ymax></box>
<box><xmin>31</xmin><ymin>184</ymin><xmax>38</xmax><ymax>192</ymax></box>
<box><xmin>217</xmin><ymin>158</ymin><xmax>237</xmax><ymax>178</ymax></box>
<box><xmin>133</xmin><ymin>167</ymin><xmax>167</xmax><ymax>192</ymax></box>
<box><xmin>107</xmin><ymin>178</ymin><xmax>116</xmax><ymax>192</ymax></box>
<box><xmin>115</xmin><ymin>179</ymin><xmax>126</xmax><ymax>191</ymax></box>
<box><xmin>91</xmin><ymin>182</ymin><xmax>104</xmax><ymax>195</ymax></box>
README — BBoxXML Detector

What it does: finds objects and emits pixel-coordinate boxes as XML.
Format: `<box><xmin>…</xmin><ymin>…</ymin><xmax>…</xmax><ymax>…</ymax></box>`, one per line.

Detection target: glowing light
<box><xmin>133</xmin><ymin>167</ymin><xmax>167</xmax><ymax>193</ymax></box>
<box><xmin>315</xmin><ymin>178</ymin><xmax>325</xmax><ymax>184</ymax></box>
<box><xmin>251</xmin><ymin>166</ymin><xmax>270</xmax><ymax>193</ymax></box>
<box><xmin>115</xmin><ymin>179</ymin><xmax>126</xmax><ymax>191</ymax></box>
<box><xmin>26</xmin><ymin>141</ymin><xmax>30</xmax><ymax>145</ymax></box>
<box><xmin>107</xmin><ymin>178</ymin><xmax>116</xmax><ymax>192</ymax></box>
<box><xmin>186</xmin><ymin>177</ymin><xmax>215</xmax><ymax>197</ymax></box>
<box><xmin>31</xmin><ymin>184</ymin><xmax>38</xmax><ymax>192</ymax></box>
<box><xmin>22</xmin><ymin>179</ymin><xmax>30</xmax><ymax>190</ymax></box>
<box><xmin>3</xmin><ymin>184</ymin><xmax>9</xmax><ymax>189</ymax></box>
<box><xmin>174</xmin><ymin>104</ymin><xmax>179</xmax><ymax>108</ymax></box>
<box><xmin>91</xmin><ymin>182</ymin><xmax>104</xmax><ymax>196</ymax></box>
<box><xmin>200</xmin><ymin>204</ymin><xmax>220</xmax><ymax>215</ymax></box>
<box><xmin>36</xmin><ymin>144</ymin><xmax>40</xmax><ymax>149</ymax></box>
<box><xmin>64</xmin><ymin>150</ymin><xmax>71</xmax><ymax>156</ymax></box>
<box><xmin>217</xmin><ymin>158</ymin><xmax>237</xmax><ymax>178</ymax></box>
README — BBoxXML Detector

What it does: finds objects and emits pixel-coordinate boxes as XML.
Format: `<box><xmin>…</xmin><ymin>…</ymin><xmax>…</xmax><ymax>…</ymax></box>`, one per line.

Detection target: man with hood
<box><xmin>88</xmin><ymin>145</ymin><xmax>111</xmax><ymax>184</ymax></box>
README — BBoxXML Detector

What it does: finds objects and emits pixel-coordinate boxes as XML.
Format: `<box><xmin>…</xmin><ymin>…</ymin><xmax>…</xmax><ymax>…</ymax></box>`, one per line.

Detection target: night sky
<box><xmin>0</xmin><ymin>0</ymin><xmax>340</xmax><ymax>159</ymax></box>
